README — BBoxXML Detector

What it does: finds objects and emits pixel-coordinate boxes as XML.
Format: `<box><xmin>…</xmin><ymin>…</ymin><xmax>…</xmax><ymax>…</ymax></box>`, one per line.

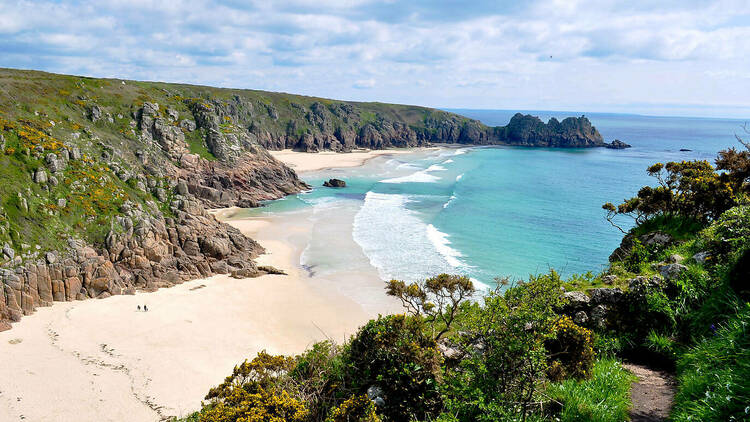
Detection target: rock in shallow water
<box><xmin>323</xmin><ymin>178</ymin><xmax>346</xmax><ymax>188</ymax></box>
<box><xmin>606</xmin><ymin>139</ymin><xmax>631</xmax><ymax>149</ymax></box>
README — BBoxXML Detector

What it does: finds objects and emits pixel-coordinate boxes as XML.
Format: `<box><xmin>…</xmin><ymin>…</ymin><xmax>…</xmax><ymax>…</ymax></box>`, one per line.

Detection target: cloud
<box><xmin>0</xmin><ymin>0</ymin><xmax>748</xmax><ymax>117</ymax></box>
<box><xmin>353</xmin><ymin>78</ymin><xmax>376</xmax><ymax>89</ymax></box>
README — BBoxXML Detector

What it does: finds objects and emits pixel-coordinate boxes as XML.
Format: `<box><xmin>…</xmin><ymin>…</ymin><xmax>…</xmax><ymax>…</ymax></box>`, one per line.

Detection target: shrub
<box><xmin>201</xmin><ymin>352</ymin><xmax>308</xmax><ymax>422</ymax></box>
<box><xmin>342</xmin><ymin>314</ymin><xmax>442</xmax><ymax>421</ymax></box>
<box><xmin>592</xmin><ymin>333</ymin><xmax>626</xmax><ymax>357</ymax></box>
<box><xmin>624</xmin><ymin>238</ymin><xmax>650</xmax><ymax>272</ymax></box>
<box><xmin>442</xmin><ymin>271</ymin><xmax>564</xmax><ymax>421</ymax></box>
<box><xmin>326</xmin><ymin>395</ymin><xmax>380</xmax><ymax>422</ymax></box>
<box><xmin>545</xmin><ymin>316</ymin><xmax>595</xmax><ymax>381</ymax></box>
<box><xmin>702</xmin><ymin>204</ymin><xmax>750</xmax><ymax>261</ymax></box>
<box><xmin>289</xmin><ymin>341</ymin><xmax>345</xmax><ymax>420</ymax></box>
<box><xmin>199</xmin><ymin>389</ymin><xmax>309</xmax><ymax>422</ymax></box>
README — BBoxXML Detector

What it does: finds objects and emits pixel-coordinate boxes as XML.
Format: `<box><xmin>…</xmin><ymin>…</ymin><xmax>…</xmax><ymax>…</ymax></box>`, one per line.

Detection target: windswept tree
<box><xmin>386</xmin><ymin>273</ymin><xmax>475</xmax><ymax>341</ymax></box>
<box><xmin>603</xmin><ymin>137</ymin><xmax>750</xmax><ymax>231</ymax></box>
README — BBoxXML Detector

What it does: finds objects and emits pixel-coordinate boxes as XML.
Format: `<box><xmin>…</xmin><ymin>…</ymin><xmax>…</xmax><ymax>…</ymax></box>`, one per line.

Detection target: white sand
<box><xmin>0</xmin><ymin>211</ymin><xmax>400</xmax><ymax>421</ymax></box>
<box><xmin>270</xmin><ymin>148</ymin><xmax>424</xmax><ymax>173</ymax></box>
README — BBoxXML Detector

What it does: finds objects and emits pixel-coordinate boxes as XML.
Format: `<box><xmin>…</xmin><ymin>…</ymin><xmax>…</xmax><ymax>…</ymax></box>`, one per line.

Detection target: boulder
<box><xmin>667</xmin><ymin>254</ymin><xmax>684</xmax><ymax>264</ymax></box>
<box><xmin>199</xmin><ymin>237</ymin><xmax>232</xmax><ymax>259</ymax></box>
<box><xmin>179</xmin><ymin>119</ymin><xmax>197</xmax><ymax>132</ymax></box>
<box><xmin>659</xmin><ymin>263</ymin><xmax>688</xmax><ymax>280</ymax></box>
<box><xmin>590</xmin><ymin>304</ymin><xmax>609</xmax><ymax>329</ymax></box>
<box><xmin>606</xmin><ymin>139</ymin><xmax>631</xmax><ymax>149</ymax></box>
<box><xmin>166</xmin><ymin>107</ymin><xmax>179</xmax><ymax>121</ymax></box>
<box><xmin>601</xmin><ymin>274</ymin><xmax>618</xmax><ymax>285</ymax></box>
<box><xmin>89</xmin><ymin>105</ymin><xmax>103</xmax><ymax>122</ymax></box>
<box><xmin>574</xmin><ymin>310</ymin><xmax>589</xmax><ymax>325</ymax></box>
<box><xmin>692</xmin><ymin>251</ymin><xmax>710</xmax><ymax>265</ymax></box>
<box><xmin>563</xmin><ymin>291</ymin><xmax>590</xmax><ymax>309</ymax></box>
<box><xmin>323</xmin><ymin>178</ymin><xmax>346</xmax><ymax>188</ymax></box>
<box><xmin>34</xmin><ymin>168</ymin><xmax>48</xmax><ymax>184</ymax></box>
<box><xmin>640</xmin><ymin>231</ymin><xmax>672</xmax><ymax>247</ymax></box>
<box><xmin>64</xmin><ymin>277</ymin><xmax>82</xmax><ymax>301</ymax></box>
<box><xmin>589</xmin><ymin>288</ymin><xmax>624</xmax><ymax>305</ymax></box>
<box><xmin>3</xmin><ymin>244</ymin><xmax>15</xmax><ymax>260</ymax></box>
<box><xmin>237</xmin><ymin>198</ymin><xmax>259</xmax><ymax>208</ymax></box>
<box><xmin>230</xmin><ymin>268</ymin><xmax>257</xmax><ymax>278</ymax></box>
<box><xmin>210</xmin><ymin>260</ymin><xmax>229</xmax><ymax>274</ymax></box>
<box><xmin>45</xmin><ymin>153</ymin><xmax>61</xmax><ymax>172</ymax></box>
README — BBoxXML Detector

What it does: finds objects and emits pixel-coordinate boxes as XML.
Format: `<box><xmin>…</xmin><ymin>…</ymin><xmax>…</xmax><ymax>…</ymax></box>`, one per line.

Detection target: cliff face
<box><xmin>0</xmin><ymin>68</ymin><xmax>613</xmax><ymax>331</ymax></box>
<box><xmin>180</xmin><ymin>97</ymin><xmax>609</xmax><ymax>153</ymax></box>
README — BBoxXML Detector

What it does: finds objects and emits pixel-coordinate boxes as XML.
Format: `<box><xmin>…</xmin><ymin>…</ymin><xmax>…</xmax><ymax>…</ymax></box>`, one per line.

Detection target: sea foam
<box><xmin>353</xmin><ymin>192</ymin><xmax>467</xmax><ymax>282</ymax></box>
<box><xmin>426</xmin><ymin>224</ymin><xmax>467</xmax><ymax>268</ymax></box>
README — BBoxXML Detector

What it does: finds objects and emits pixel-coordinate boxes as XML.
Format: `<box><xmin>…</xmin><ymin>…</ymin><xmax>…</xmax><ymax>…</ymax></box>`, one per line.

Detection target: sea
<box><xmin>238</xmin><ymin>110</ymin><xmax>747</xmax><ymax>288</ymax></box>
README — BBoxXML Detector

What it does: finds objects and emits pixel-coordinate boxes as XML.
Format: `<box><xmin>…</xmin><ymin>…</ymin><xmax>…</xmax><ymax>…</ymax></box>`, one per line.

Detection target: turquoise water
<box><xmin>245</xmin><ymin>111</ymin><xmax>746</xmax><ymax>286</ymax></box>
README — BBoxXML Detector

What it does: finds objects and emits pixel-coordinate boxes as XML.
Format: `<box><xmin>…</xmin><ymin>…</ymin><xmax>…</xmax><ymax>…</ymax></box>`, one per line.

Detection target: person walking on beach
<box><xmin>137</xmin><ymin>305</ymin><xmax>141</xmax><ymax>311</ymax></box>
<box><xmin>144</xmin><ymin>305</ymin><xmax>148</xmax><ymax>312</ymax></box>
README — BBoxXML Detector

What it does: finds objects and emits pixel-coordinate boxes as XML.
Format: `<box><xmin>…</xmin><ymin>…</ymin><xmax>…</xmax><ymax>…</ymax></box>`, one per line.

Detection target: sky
<box><xmin>1</xmin><ymin>0</ymin><xmax>749</xmax><ymax>118</ymax></box>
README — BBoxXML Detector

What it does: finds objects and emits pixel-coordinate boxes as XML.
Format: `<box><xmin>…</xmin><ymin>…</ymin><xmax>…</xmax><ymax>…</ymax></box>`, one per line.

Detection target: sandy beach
<box><xmin>270</xmin><ymin>148</ymin><xmax>425</xmax><ymax>172</ymax></box>
<box><xmin>0</xmin><ymin>151</ymin><xmax>406</xmax><ymax>421</ymax></box>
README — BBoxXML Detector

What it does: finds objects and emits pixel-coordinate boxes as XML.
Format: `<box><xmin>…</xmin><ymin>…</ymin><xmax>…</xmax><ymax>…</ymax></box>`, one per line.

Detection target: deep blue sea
<box><xmin>243</xmin><ymin>110</ymin><xmax>746</xmax><ymax>286</ymax></box>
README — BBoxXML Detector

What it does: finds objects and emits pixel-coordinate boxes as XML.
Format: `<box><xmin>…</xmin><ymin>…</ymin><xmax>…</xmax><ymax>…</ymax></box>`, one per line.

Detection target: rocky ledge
<box><xmin>0</xmin><ymin>192</ymin><xmax>269</xmax><ymax>332</ymax></box>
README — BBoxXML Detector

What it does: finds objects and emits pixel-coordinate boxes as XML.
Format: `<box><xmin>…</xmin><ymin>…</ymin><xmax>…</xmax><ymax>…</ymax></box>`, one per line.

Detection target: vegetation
<box><xmin>4</xmin><ymin>68</ymin><xmax>747</xmax><ymax>421</ymax></box>
<box><xmin>547</xmin><ymin>358</ymin><xmax>636</xmax><ymax>422</ymax></box>
<box><xmin>0</xmin><ymin>67</ymin><xmax>466</xmax><ymax>262</ymax></box>
<box><xmin>180</xmin><ymin>138</ymin><xmax>749</xmax><ymax>421</ymax></box>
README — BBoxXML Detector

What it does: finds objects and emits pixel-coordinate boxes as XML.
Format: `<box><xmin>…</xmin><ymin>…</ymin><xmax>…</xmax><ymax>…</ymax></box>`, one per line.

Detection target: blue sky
<box><xmin>1</xmin><ymin>0</ymin><xmax>749</xmax><ymax>118</ymax></box>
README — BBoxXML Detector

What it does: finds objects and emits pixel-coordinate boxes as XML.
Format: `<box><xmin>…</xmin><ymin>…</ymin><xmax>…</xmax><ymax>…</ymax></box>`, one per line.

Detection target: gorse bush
<box><xmin>201</xmin><ymin>352</ymin><xmax>309</xmax><ymax>422</ymax></box>
<box><xmin>545</xmin><ymin>316</ymin><xmax>595</xmax><ymax>381</ymax></box>
<box><xmin>325</xmin><ymin>395</ymin><xmax>380</xmax><ymax>422</ymax></box>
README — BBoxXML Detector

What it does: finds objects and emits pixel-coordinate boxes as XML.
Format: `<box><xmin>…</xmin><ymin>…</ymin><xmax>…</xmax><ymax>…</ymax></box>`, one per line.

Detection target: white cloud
<box><xmin>0</xmin><ymin>0</ymin><xmax>748</xmax><ymax>117</ymax></box>
<box><xmin>353</xmin><ymin>78</ymin><xmax>376</xmax><ymax>89</ymax></box>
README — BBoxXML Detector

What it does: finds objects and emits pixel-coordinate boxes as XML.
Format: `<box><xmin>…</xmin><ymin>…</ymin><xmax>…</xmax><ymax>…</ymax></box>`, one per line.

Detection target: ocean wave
<box><xmin>470</xmin><ymin>277</ymin><xmax>492</xmax><ymax>292</ymax></box>
<box><xmin>443</xmin><ymin>159</ymin><xmax>454</xmax><ymax>164</ymax></box>
<box><xmin>453</xmin><ymin>148</ymin><xmax>468</xmax><ymax>156</ymax></box>
<box><xmin>380</xmin><ymin>169</ymin><xmax>440</xmax><ymax>184</ymax></box>
<box><xmin>426</xmin><ymin>224</ymin><xmax>466</xmax><ymax>268</ymax></box>
<box><xmin>353</xmin><ymin>192</ymin><xmax>467</xmax><ymax>281</ymax></box>
<box><xmin>443</xmin><ymin>195</ymin><xmax>456</xmax><ymax>209</ymax></box>
<box><xmin>456</xmin><ymin>173</ymin><xmax>464</xmax><ymax>181</ymax></box>
<box><xmin>380</xmin><ymin>161</ymin><xmax>449</xmax><ymax>184</ymax></box>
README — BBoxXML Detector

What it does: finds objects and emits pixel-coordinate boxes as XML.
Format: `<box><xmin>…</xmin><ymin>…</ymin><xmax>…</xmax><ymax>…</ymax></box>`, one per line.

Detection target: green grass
<box><xmin>632</xmin><ymin>214</ymin><xmax>704</xmax><ymax>242</ymax></box>
<box><xmin>547</xmin><ymin>358</ymin><xmax>636</xmax><ymax>422</ymax></box>
<box><xmin>185</xmin><ymin>129</ymin><xmax>216</xmax><ymax>161</ymax></box>
<box><xmin>672</xmin><ymin>302</ymin><xmax>750</xmax><ymax>422</ymax></box>
<box><xmin>168</xmin><ymin>412</ymin><xmax>201</xmax><ymax>422</ymax></box>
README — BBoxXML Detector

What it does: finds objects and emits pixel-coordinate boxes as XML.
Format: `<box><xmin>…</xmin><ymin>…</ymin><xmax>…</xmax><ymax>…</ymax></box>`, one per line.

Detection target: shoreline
<box><xmin>269</xmin><ymin>147</ymin><xmax>434</xmax><ymax>173</ymax></box>
<box><xmin>0</xmin><ymin>150</ymin><xmax>410</xmax><ymax>421</ymax></box>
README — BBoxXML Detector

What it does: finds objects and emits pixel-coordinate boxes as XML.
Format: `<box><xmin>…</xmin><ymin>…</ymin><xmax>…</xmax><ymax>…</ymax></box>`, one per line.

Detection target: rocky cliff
<box><xmin>0</xmin><ymin>68</ymin><xmax>617</xmax><ymax>331</ymax></box>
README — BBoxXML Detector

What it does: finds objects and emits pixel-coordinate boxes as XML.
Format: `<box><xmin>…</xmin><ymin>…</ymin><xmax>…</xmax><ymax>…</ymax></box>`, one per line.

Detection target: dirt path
<box><xmin>623</xmin><ymin>363</ymin><xmax>676</xmax><ymax>421</ymax></box>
